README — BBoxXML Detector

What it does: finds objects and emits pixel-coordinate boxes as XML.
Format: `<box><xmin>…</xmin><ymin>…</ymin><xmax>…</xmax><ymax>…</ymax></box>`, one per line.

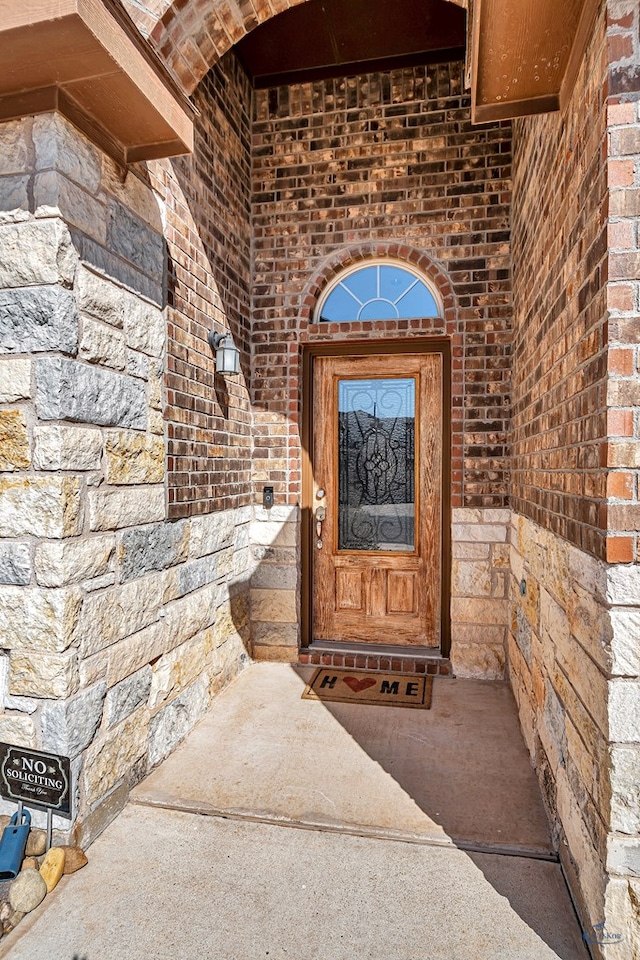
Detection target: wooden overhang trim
<box><xmin>470</xmin><ymin>0</ymin><xmax>601</xmax><ymax>124</ymax></box>
<box><xmin>0</xmin><ymin>0</ymin><xmax>195</xmax><ymax>166</ymax></box>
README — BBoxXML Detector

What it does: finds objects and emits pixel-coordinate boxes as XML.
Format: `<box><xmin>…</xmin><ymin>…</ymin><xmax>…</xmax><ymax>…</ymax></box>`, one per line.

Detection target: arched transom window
<box><xmin>316</xmin><ymin>262</ymin><xmax>441</xmax><ymax>323</ymax></box>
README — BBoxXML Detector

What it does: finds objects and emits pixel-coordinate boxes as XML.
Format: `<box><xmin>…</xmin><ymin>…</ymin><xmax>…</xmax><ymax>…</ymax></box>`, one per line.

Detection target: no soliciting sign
<box><xmin>0</xmin><ymin>743</ymin><xmax>71</xmax><ymax>817</ymax></box>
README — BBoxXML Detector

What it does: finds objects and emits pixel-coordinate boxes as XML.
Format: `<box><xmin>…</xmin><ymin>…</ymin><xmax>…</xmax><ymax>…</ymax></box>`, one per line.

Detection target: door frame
<box><xmin>301</xmin><ymin>338</ymin><xmax>452</xmax><ymax>656</ymax></box>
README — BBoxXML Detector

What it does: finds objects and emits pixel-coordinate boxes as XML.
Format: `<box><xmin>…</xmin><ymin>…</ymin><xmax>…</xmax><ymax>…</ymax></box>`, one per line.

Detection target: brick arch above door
<box><xmin>295</xmin><ymin>243</ymin><xmax>465</xmax><ymax>507</ymax></box>
<box><xmin>299</xmin><ymin>242</ymin><xmax>458</xmax><ymax>337</ymax></box>
<box><xmin>127</xmin><ymin>0</ymin><xmax>323</xmax><ymax>92</ymax></box>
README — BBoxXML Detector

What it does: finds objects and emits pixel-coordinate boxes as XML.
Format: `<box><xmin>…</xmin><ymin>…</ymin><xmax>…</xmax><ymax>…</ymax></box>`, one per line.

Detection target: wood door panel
<box><xmin>336</xmin><ymin>570</ymin><xmax>364</xmax><ymax>611</ymax></box>
<box><xmin>387</xmin><ymin>571</ymin><xmax>417</xmax><ymax>614</ymax></box>
<box><xmin>312</xmin><ymin>351</ymin><xmax>443</xmax><ymax>648</ymax></box>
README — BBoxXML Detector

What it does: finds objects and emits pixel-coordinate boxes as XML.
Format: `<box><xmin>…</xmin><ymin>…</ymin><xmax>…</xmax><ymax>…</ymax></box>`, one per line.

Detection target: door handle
<box><xmin>315</xmin><ymin>504</ymin><xmax>326</xmax><ymax>546</ymax></box>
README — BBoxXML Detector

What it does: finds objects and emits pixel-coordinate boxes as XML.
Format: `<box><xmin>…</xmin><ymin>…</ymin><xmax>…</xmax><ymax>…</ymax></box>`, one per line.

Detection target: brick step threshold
<box><xmin>299</xmin><ymin>643</ymin><xmax>452</xmax><ymax>676</ymax></box>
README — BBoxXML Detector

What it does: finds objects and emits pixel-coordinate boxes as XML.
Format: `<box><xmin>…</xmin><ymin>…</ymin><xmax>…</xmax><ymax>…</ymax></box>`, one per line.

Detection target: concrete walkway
<box><xmin>0</xmin><ymin>663</ymin><xmax>589</xmax><ymax>960</ymax></box>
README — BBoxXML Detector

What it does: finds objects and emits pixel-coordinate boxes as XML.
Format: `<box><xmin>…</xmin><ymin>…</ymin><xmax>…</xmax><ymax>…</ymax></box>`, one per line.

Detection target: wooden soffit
<box><xmin>0</xmin><ymin>0</ymin><xmax>194</xmax><ymax>165</ymax></box>
<box><xmin>470</xmin><ymin>0</ymin><xmax>600</xmax><ymax>122</ymax></box>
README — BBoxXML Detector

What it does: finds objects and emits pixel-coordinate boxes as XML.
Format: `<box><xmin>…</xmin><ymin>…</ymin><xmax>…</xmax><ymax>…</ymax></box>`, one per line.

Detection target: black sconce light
<box><xmin>208</xmin><ymin>330</ymin><xmax>240</xmax><ymax>375</ymax></box>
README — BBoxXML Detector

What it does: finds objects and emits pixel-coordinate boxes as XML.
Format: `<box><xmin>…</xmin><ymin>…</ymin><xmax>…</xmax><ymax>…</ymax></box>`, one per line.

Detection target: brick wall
<box><xmin>606</xmin><ymin>0</ymin><xmax>640</xmax><ymax>562</ymax></box>
<box><xmin>152</xmin><ymin>53</ymin><xmax>253</xmax><ymax>519</ymax></box>
<box><xmin>251</xmin><ymin>61</ymin><xmax>512</xmax><ymax>511</ymax></box>
<box><xmin>510</xmin><ymin>12</ymin><xmax>609</xmax><ymax>561</ymax></box>
<box><xmin>248</xmin><ymin>61</ymin><xmax>512</xmax><ymax>671</ymax></box>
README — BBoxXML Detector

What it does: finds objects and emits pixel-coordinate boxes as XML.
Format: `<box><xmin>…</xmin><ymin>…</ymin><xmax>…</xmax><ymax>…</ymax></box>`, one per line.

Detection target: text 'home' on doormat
<box><xmin>302</xmin><ymin>669</ymin><xmax>433</xmax><ymax>709</ymax></box>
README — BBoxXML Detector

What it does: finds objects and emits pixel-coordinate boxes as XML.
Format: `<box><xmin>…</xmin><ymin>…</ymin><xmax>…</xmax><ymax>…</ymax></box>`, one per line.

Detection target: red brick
<box><xmin>607</xmin><ymin>33</ymin><xmax>634</xmax><ymax>64</ymax></box>
<box><xmin>610</xmin><ymin>253</ymin><xmax>640</xmax><ymax>281</ymax></box>
<box><xmin>608</xmin><ymin>102</ymin><xmax>636</xmax><ymax>126</ymax></box>
<box><xmin>608</xmin><ymin>347</ymin><xmax>636</xmax><ymax>374</ymax></box>
<box><xmin>608</xmin><ymin>505</ymin><xmax>640</xmax><ymax>530</ymax></box>
<box><xmin>607</xmin><ymin>471</ymin><xmax>635</xmax><ymax>499</ymax></box>
<box><xmin>510</xmin><ymin>5</ymin><xmax>617</xmax><ymax>560</ymax></box>
<box><xmin>606</xmin><ymin>536</ymin><xmax>635</xmax><ymax>562</ymax></box>
<box><xmin>608</xmin><ymin>219</ymin><xmax>636</xmax><ymax>247</ymax></box>
<box><xmin>608</xmin><ymin>409</ymin><xmax>635</xmax><ymax>436</ymax></box>
<box><xmin>162</xmin><ymin>55</ymin><xmax>253</xmax><ymax>517</ymax></box>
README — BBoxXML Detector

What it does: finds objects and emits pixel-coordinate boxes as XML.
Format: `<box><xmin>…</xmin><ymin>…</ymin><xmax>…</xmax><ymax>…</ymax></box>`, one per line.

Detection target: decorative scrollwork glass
<box><xmin>338</xmin><ymin>378</ymin><xmax>416</xmax><ymax>552</ymax></box>
<box><xmin>318</xmin><ymin>263</ymin><xmax>439</xmax><ymax>323</ymax></box>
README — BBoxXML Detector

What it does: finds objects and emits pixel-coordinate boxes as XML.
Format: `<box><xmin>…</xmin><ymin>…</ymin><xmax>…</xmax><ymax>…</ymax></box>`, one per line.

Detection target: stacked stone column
<box><xmin>0</xmin><ymin>114</ymin><xmax>250</xmax><ymax>842</ymax></box>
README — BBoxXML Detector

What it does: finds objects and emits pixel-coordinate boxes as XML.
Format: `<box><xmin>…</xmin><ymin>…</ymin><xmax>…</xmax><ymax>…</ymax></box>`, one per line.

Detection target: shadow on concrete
<box><xmin>127</xmin><ymin>662</ymin><xmax>588</xmax><ymax>960</ymax></box>
<box><xmin>290</xmin><ymin>666</ymin><xmax>588</xmax><ymax>960</ymax></box>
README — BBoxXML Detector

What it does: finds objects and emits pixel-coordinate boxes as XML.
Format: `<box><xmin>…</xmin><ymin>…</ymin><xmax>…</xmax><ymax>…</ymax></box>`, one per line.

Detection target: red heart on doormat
<box><xmin>342</xmin><ymin>676</ymin><xmax>377</xmax><ymax>693</ymax></box>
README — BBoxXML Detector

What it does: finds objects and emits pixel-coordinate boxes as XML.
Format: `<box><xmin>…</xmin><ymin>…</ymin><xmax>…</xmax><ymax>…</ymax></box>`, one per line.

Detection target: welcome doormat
<box><xmin>302</xmin><ymin>668</ymin><xmax>433</xmax><ymax>710</ymax></box>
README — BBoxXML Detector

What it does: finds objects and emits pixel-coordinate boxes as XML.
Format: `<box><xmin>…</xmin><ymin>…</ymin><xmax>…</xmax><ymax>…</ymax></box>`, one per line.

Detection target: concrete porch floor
<box><xmin>0</xmin><ymin>663</ymin><xmax>589</xmax><ymax>959</ymax></box>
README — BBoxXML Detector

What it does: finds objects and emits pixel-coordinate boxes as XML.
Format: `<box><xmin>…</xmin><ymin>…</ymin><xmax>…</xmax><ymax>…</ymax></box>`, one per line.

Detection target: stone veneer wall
<box><xmin>251</xmin><ymin>504</ymin><xmax>512</xmax><ymax>676</ymax></box>
<box><xmin>509</xmin><ymin>515</ymin><xmax>640</xmax><ymax>954</ymax></box>
<box><xmin>0</xmin><ymin>109</ymin><xmax>251</xmax><ymax>843</ymax></box>
<box><xmin>510</xmin><ymin>1</ymin><xmax>640</xmax><ymax>948</ymax></box>
<box><xmin>451</xmin><ymin>508</ymin><xmax>510</xmax><ymax>678</ymax></box>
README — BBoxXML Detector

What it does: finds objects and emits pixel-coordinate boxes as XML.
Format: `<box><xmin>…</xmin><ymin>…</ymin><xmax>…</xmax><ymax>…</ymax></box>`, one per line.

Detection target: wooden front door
<box><xmin>310</xmin><ymin>349</ymin><xmax>446</xmax><ymax>648</ymax></box>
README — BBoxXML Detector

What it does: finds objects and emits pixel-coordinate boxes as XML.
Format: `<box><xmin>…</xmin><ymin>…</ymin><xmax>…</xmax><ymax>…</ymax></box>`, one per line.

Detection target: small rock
<box><xmin>39</xmin><ymin>848</ymin><xmax>64</xmax><ymax>893</ymax></box>
<box><xmin>20</xmin><ymin>858</ymin><xmax>39</xmax><ymax>872</ymax></box>
<box><xmin>25</xmin><ymin>830</ymin><xmax>46</xmax><ymax>857</ymax></box>
<box><xmin>60</xmin><ymin>845</ymin><xmax>88</xmax><ymax>875</ymax></box>
<box><xmin>2</xmin><ymin>908</ymin><xmax>23</xmax><ymax>934</ymax></box>
<box><xmin>0</xmin><ymin>900</ymin><xmax>11</xmax><ymax>923</ymax></box>
<box><xmin>9</xmin><ymin>870</ymin><xmax>46</xmax><ymax>914</ymax></box>
<box><xmin>0</xmin><ymin>817</ymin><xmax>11</xmax><ymax>835</ymax></box>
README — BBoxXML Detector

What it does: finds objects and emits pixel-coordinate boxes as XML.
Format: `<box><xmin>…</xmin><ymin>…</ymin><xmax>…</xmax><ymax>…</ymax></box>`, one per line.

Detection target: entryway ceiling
<box><xmin>235</xmin><ymin>0</ymin><xmax>600</xmax><ymax>124</ymax></box>
<box><xmin>235</xmin><ymin>0</ymin><xmax>466</xmax><ymax>87</ymax></box>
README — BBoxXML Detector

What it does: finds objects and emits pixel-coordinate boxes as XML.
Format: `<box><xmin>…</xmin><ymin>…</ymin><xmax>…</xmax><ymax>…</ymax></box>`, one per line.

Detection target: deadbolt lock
<box><xmin>315</xmin><ymin>505</ymin><xmax>326</xmax><ymax>521</ymax></box>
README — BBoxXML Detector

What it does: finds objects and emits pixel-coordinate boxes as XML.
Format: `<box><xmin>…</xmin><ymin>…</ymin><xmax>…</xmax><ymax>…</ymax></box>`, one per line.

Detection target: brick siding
<box><xmin>605</xmin><ymin>0</ymin><xmax>640</xmax><ymax>562</ymax></box>
<box><xmin>251</xmin><ymin>61</ymin><xmax>512</xmax><ymax>510</ymax></box>
<box><xmin>150</xmin><ymin>54</ymin><xmax>254</xmax><ymax>518</ymax></box>
<box><xmin>510</xmin><ymin>9</ymin><xmax>609</xmax><ymax>560</ymax></box>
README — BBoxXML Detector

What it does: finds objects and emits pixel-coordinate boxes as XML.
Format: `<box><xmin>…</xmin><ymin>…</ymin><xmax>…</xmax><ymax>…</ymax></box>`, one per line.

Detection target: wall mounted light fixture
<box><xmin>208</xmin><ymin>330</ymin><xmax>240</xmax><ymax>375</ymax></box>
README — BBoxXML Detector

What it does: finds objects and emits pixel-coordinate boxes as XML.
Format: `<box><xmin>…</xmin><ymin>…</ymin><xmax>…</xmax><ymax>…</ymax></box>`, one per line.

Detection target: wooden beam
<box><xmin>473</xmin><ymin>94</ymin><xmax>560</xmax><ymax>124</ymax></box>
<box><xmin>470</xmin><ymin>0</ymin><xmax>592</xmax><ymax>124</ymax></box>
<box><xmin>0</xmin><ymin>0</ymin><xmax>193</xmax><ymax>162</ymax></box>
<box><xmin>127</xmin><ymin>140</ymin><xmax>192</xmax><ymax>163</ymax></box>
<box><xmin>0</xmin><ymin>87</ymin><xmax>58</xmax><ymax>123</ymax></box>
<box><xmin>57</xmin><ymin>86</ymin><xmax>128</xmax><ymax>167</ymax></box>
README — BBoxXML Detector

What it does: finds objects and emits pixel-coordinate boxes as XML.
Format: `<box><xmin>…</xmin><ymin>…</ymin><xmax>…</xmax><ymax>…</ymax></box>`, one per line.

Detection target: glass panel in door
<box><xmin>337</xmin><ymin>378</ymin><xmax>416</xmax><ymax>552</ymax></box>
